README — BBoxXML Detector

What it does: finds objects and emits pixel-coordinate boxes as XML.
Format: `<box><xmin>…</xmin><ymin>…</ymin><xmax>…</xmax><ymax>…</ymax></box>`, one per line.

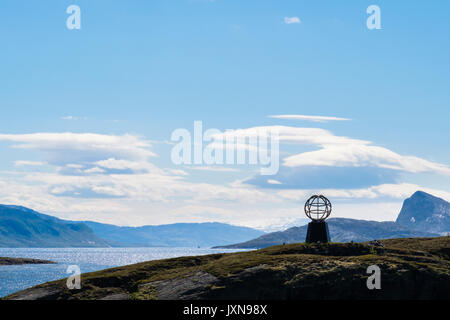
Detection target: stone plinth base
<box><xmin>306</xmin><ymin>221</ymin><xmax>330</xmax><ymax>243</ymax></box>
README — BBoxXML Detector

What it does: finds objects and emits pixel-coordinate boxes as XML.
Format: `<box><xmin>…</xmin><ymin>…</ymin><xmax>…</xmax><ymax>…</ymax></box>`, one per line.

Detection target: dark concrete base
<box><xmin>305</xmin><ymin>221</ymin><xmax>330</xmax><ymax>243</ymax></box>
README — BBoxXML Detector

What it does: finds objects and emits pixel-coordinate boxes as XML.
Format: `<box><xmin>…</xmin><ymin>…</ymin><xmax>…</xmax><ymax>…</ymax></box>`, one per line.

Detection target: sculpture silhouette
<box><xmin>305</xmin><ymin>195</ymin><xmax>331</xmax><ymax>243</ymax></box>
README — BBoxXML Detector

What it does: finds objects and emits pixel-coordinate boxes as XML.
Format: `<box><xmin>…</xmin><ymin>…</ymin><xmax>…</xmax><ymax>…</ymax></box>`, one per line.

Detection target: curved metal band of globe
<box><xmin>304</xmin><ymin>195</ymin><xmax>332</xmax><ymax>221</ymax></box>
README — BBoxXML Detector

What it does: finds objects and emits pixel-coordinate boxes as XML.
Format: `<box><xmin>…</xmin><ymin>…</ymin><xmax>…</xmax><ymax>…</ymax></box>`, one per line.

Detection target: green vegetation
<box><xmin>5</xmin><ymin>237</ymin><xmax>450</xmax><ymax>300</ymax></box>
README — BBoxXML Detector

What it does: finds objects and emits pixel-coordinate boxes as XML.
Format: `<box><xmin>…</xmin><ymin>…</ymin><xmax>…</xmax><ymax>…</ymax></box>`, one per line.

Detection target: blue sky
<box><xmin>0</xmin><ymin>1</ymin><xmax>449</xmax><ymax>229</ymax></box>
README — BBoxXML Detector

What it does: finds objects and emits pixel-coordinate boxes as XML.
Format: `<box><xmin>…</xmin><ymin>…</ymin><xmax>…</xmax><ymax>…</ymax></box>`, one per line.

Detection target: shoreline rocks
<box><xmin>0</xmin><ymin>257</ymin><xmax>56</xmax><ymax>265</ymax></box>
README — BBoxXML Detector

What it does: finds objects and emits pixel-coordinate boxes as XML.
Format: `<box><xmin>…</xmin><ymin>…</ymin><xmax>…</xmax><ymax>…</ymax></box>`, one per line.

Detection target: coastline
<box><xmin>4</xmin><ymin>237</ymin><xmax>450</xmax><ymax>300</ymax></box>
<box><xmin>0</xmin><ymin>257</ymin><xmax>56</xmax><ymax>266</ymax></box>
<box><xmin>0</xmin><ymin>247</ymin><xmax>245</xmax><ymax>298</ymax></box>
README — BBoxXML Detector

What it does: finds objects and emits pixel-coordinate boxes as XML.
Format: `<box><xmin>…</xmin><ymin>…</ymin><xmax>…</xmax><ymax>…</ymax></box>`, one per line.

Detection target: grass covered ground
<box><xmin>4</xmin><ymin>237</ymin><xmax>450</xmax><ymax>300</ymax></box>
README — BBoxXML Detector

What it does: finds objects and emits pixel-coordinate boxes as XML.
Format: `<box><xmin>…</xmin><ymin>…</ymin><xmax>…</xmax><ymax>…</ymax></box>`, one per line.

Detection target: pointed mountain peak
<box><xmin>396</xmin><ymin>191</ymin><xmax>450</xmax><ymax>234</ymax></box>
<box><xmin>410</xmin><ymin>190</ymin><xmax>441</xmax><ymax>200</ymax></box>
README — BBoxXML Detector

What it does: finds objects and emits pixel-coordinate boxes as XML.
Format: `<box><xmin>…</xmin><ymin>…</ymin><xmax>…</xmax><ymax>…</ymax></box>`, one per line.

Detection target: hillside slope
<box><xmin>5</xmin><ymin>237</ymin><xmax>450</xmax><ymax>300</ymax></box>
<box><xmin>0</xmin><ymin>205</ymin><xmax>108</xmax><ymax>247</ymax></box>
<box><xmin>216</xmin><ymin>218</ymin><xmax>437</xmax><ymax>249</ymax></box>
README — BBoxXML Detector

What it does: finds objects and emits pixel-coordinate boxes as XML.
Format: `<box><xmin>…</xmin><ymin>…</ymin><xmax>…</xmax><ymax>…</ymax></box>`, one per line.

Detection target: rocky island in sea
<box><xmin>0</xmin><ymin>257</ymin><xmax>55</xmax><ymax>265</ymax></box>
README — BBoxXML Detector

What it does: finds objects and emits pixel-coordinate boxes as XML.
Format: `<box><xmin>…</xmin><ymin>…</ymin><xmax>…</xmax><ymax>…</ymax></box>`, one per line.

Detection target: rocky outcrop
<box><xmin>7</xmin><ymin>286</ymin><xmax>62</xmax><ymax>300</ymax></box>
<box><xmin>4</xmin><ymin>237</ymin><xmax>450</xmax><ymax>300</ymax></box>
<box><xmin>136</xmin><ymin>271</ymin><xmax>219</xmax><ymax>300</ymax></box>
<box><xmin>0</xmin><ymin>257</ymin><xmax>55</xmax><ymax>265</ymax></box>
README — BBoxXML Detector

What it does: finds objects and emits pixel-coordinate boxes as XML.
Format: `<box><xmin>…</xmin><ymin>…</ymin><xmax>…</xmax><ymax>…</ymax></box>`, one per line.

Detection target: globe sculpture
<box><xmin>304</xmin><ymin>195</ymin><xmax>332</xmax><ymax>221</ymax></box>
<box><xmin>305</xmin><ymin>195</ymin><xmax>331</xmax><ymax>243</ymax></box>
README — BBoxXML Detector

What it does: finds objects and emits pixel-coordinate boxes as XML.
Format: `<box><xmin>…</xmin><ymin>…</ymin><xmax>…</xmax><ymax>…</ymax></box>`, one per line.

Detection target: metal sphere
<box><xmin>304</xmin><ymin>195</ymin><xmax>332</xmax><ymax>221</ymax></box>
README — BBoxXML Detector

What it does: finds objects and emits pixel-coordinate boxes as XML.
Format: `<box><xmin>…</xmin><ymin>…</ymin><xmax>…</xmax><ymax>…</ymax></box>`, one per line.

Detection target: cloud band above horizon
<box><xmin>269</xmin><ymin>114</ymin><xmax>352</xmax><ymax>122</ymax></box>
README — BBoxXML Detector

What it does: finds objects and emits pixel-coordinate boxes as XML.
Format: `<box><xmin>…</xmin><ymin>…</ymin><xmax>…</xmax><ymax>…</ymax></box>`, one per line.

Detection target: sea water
<box><xmin>0</xmin><ymin>247</ymin><xmax>246</xmax><ymax>298</ymax></box>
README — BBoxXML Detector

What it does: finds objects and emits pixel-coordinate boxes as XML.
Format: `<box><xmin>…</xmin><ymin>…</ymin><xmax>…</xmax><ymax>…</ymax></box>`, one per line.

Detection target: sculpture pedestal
<box><xmin>306</xmin><ymin>221</ymin><xmax>330</xmax><ymax>243</ymax></box>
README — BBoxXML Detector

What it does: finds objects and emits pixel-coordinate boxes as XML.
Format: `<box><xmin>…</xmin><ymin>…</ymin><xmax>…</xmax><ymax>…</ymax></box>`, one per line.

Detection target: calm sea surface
<box><xmin>0</xmin><ymin>247</ymin><xmax>246</xmax><ymax>298</ymax></box>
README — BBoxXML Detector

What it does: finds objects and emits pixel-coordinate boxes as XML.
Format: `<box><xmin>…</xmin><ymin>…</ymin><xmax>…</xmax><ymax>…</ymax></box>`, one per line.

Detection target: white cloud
<box><xmin>218</xmin><ymin>125</ymin><xmax>450</xmax><ymax>176</ymax></box>
<box><xmin>168</xmin><ymin>169</ymin><xmax>189</xmax><ymax>176</ymax></box>
<box><xmin>0</xmin><ymin>129</ymin><xmax>449</xmax><ymax>228</ymax></box>
<box><xmin>332</xmin><ymin>202</ymin><xmax>403</xmax><ymax>222</ymax></box>
<box><xmin>269</xmin><ymin>114</ymin><xmax>351</xmax><ymax>122</ymax></box>
<box><xmin>61</xmin><ymin>116</ymin><xmax>87</xmax><ymax>121</ymax></box>
<box><xmin>267</xmin><ymin>179</ymin><xmax>282</xmax><ymax>185</ymax></box>
<box><xmin>275</xmin><ymin>183</ymin><xmax>450</xmax><ymax>222</ymax></box>
<box><xmin>14</xmin><ymin>160</ymin><xmax>46</xmax><ymax>167</ymax></box>
<box><xmin>0</xmin><ymin>167</ymin><xmax>287</xmax><ymax>227</ymax></box>
<box><xmin>283</xmin><ymin>144</ymin><xmax>450</xmax><ymax>175</ymax></box>
<box><xmin>277</xmin><ymin>183</ymin><xmax>450</xmax><ymax>202</ymax></box>
<box><xmin>66</xmin><ymin>164</ymin><xmax>84</xmax><ymax>169</ymax></box>
<box><xmin>216</xmin><ymin>126</ymin><xmax>367</xmax><ymax>146</ymax></box>
<box><xmin>284</xmin><ymin>17</ymin><xmax>301</xmax><ymax>24</ymax></box>
<box><xmin>0</xmin><ymin>133</ymin><xmax>156</xmax><ymax>167</ymax></box>
<box><xmin>185</xmin><ymin>166</ymin><xmax>240</xmax><ymax>173</ymax></box>
<box><xmin>94</xmin><ymin>158</ymin><xmax>162</xmax><ymax>174</ymax></box>
<box><xmin>0</xmin><ymin>163</ymin><xmax>448</xmax><ymax>228</ymax></box>
<box><xmin>84</xmin><ymin>167</ymin><xmax>105</xmax><ymax>174</ymax></box>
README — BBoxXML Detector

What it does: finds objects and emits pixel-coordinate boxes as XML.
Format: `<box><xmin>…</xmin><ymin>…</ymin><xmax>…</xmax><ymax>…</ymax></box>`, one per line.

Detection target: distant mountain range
<box><xmin>79</xmin><ymin>221</ymin><xmax>264</xmax><ymax>248</ymax></box>
<box><xmin>216</xmin><ymin>191</ymin><xmax>450</xmax><ymax>249</ymax></box>
<box><xmin>0</xmin><ymin>205</ymin><xmax>263</xmax><ymax>248</ymax></box>
<box><xmin>1</xmin><ymin>190</ymin><xmax>449</xmax><ymax>248</ymax></box>
<box><xmin>0</xmin><ymin>205</ymin><xmax>108</xmax><ymax>247</ymax></box>
<box><xmin>215</xmin><ymin>218</ymin><xmax>437</xmax><ymax>249</ymax></box>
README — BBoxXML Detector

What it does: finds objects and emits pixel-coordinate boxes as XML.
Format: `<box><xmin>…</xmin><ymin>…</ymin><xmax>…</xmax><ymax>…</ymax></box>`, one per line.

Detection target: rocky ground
<box><xmin>0</xmin><ymin>257</ymin><xmax>55</xmax><ymax>265</ymax></box>
<box><xmin>4</xmin><ymin>237</ymin><xmax>450</xmax><ymax>300</ymax></box>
